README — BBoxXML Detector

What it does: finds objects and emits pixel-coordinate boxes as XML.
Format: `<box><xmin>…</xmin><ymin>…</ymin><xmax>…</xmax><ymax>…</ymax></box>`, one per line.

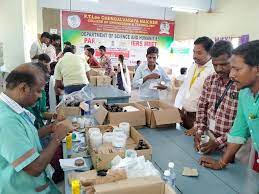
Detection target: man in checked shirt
<box><xmin>194</xmin><ymin>40</ymin><xmax>239</xmax><ymax>154</ymax></box>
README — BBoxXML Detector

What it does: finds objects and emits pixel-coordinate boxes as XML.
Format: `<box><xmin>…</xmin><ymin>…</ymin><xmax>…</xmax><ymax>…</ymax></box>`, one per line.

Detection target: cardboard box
<box><xmin>94</xmin><ymin>103</ymin><xmax>146</xmax><ymax>126</ymax></box>
<box><xmin>89</xmin><ymin>68</ymin><xmax>105</xmax><ymax>76</ymax></box>
<box><xmin>96</xmin><ymin>76</ymin><xmax>112</xmax><ymax>86</ymax></box>
<box><xmin>137</xmin><ymin>100</ymin><xmax>181</xmax><ymax>128</ymax></box>
<box><xmin>86</xmin><ymin>125</ymin><xmax>152</xmax><ymax>170</ymax></box>
<box><xmin>94</xmin><ymin>176</ymin><xmax>176</xmax><ymax>194</ymax></box>
<box><xmin>90</xmin><ymin>76</ymin><xmax>97</xmax><ymax>86</ymax></box>
<box><xmin>57</xmin><ymin>105</ymin><xmax>81</xmax><ymax>117</ymax></box>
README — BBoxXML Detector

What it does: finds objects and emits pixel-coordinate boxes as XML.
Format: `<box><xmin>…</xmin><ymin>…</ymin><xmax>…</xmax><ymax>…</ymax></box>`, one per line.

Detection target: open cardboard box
<box><xmin>94</xmin><ymin>103</ymin><xmax>146</xmax><ymax>126</ymax></box>
<box><xmin>94</xmin><ymin>176</ymin><xmax>176</xmax><ymax>194</ymax></box>
<box><xmin>85</xmin><ymin>125</ymin><xmax>152</xmax><ymax>170</ymax></box>
<box><xmin>89</xmin><ymin>68</ymin><xmax>106</xmax><ymax>76</ymax></box>
<box><xmin>96</xmin><ymin>76</ymin><xmax>112</xmax><ymax>86</ymax></box>
<box><xmin>137</xmin><ymin>100</ymin><xmax>181</xmax><ymax>128</ymax></box>
<box><xmin>56</xmin><ymin>105</ymin><xmax>81</xmax><ymax>117</ymax></box>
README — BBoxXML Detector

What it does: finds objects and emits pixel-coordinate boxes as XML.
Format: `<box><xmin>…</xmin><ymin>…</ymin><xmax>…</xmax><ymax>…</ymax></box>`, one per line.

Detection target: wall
<box><xmin>174</xmin><ymin>0</ymin><xmax>259</xmax><ymax>41</ymax></box>
<box><xmin>0</xmin><ymin>0</ymin><xmax>25</xmax><ymax>70</ymax></box>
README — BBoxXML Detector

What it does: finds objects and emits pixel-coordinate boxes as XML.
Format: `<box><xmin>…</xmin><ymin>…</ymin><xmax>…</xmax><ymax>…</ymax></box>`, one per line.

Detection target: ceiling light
<box><xmin>171</xmin><ymin>7</ymin><xmax>199</xmax><ymax>14</ymax></box>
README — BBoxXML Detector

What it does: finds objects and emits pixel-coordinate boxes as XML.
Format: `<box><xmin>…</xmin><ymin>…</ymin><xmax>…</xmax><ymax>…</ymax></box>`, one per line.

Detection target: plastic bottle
<box><xmin>163</xmin><ymin>170</ymin><xmax>172</xmax><ymax>186</ymax></box>
<box><xmin>66</xmin><ymin>133</ymin><xmax>72</xmax><ymax>158</ymax></box>
<box><xmin>168</xmin><ymin>162</ymin><xmax>176</xmax><ymax>188</ymax></box>
<box><xmin>71</xmin><ymin>179</ymin><xmax>80</xmax><ymax>194</ymax></box>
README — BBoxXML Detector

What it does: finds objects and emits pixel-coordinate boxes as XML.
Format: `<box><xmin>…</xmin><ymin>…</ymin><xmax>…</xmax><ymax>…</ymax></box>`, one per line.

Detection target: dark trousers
<box><xmin>64</xmin><ymin>84</ymin><xmax>86</xmax><ymax>94</ymax></box>
<box><xmin>179</xmin><ymin>109</ymin><xmax>196</xmax><ymax>129</ymax></box>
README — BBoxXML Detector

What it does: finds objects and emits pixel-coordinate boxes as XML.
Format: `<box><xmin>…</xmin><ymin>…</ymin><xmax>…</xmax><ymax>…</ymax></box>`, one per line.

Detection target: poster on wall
<box><xmin>61</xmin><ymin>11</ymin><xmax>175</xmax><ymax>67</ymax></box>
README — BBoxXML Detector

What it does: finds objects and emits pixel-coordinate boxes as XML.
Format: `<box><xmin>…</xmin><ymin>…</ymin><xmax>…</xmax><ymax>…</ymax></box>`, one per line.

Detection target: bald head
<box><xmin>6</xmin><ymin>63</ymin><xmax>45</xmax><ymax>90</ymax></box>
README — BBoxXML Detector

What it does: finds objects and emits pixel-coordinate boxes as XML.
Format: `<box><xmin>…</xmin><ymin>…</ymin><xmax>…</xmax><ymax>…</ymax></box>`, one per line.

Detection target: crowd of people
<box><xmin>0</xmin><ymin>31</ymin><xmax>258</xmax><ymax>193</ymax></box>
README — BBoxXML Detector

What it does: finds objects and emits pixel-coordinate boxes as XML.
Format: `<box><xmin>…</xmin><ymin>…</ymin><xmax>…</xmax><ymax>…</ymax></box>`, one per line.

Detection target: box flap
<box><xmin>153</xmin><ymin>108</ymin><xmax>181</xmax><ymax>125</ymax></box>
<box><xmin>94</xmin><ymin>176</ymin><xmax>164</xmax><ymax>194</ymax></box>
<box><xmin>94</xmin><ymin>105</ymin><xmax>108</xmax><ymax>125</ymax></box>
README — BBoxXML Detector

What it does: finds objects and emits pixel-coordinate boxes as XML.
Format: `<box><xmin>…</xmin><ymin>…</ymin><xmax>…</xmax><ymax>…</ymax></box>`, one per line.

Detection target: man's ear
<box><xmin>17</xmin><ymin>82</ymin><xmax>30</xmax><ymax>94</ymax></box>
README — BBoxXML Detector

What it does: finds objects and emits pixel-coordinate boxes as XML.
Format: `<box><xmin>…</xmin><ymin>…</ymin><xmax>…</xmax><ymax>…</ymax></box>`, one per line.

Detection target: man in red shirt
<box><xmin>87</xmin><ymin>48</ymin><xmax>101</xmax><ymax>68</ymax></box>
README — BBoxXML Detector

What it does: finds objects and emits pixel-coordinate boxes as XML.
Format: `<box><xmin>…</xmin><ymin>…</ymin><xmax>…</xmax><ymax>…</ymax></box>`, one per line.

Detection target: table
<box><xmin>62</xmin><ymin>126</ymin><xmax>259</xmax><ymax>194</ymax></box>
<box><xmin>89</xmin><ymin>86</ymin><xmax>130</xmax><ymax>104</ymax></box>
<box><xmin>138</xmin><ymin>127</ymin><xmax>259</xmax><ymax>194</ymax></box>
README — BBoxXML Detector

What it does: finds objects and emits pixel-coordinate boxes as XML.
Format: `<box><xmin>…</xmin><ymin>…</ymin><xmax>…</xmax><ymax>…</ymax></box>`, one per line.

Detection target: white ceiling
<box><xmin>39</xmin><ymin>0</ymin><xmax>216</xmax><ymax>20</ymax></box>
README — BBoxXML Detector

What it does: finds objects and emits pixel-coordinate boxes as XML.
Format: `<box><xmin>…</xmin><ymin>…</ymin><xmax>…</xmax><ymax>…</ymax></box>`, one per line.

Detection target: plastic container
<box><xmin>77</xmin><ymin>118</ymin><xmax>85</xmax><ymax>129</ymax></box>
<box><xmin>90</xmin><ymin>132</ymin><xmax>102</xmax><ymax>149</ymax></box>
<box><xmin>88</xmin><ymin>128</ymin><xmax>100</xmax><ymax>136</ymax></box>
<box><xmin>119</xmin><ymin>122</ymin><xmax>130</xmax><ymax>138</ymax></box>
<box><xmin>103</xmin><ymin>132</ymin><xmax>114</xmax><ymax>144</ymax></box>
<box><xmin>168</xmin><ymin>162</ymin><xmax>176</xmax><ymax>188</ymax></box>
<box><xmin>125</xmin><ymin>149</ymin><xmax>137</xmax><ymax>158</ymax></box>
<box><xmin>163</xmin><ymin>170</ymin><xmax>173</xmax><ymax>186</ymax></box>
<box><xmin>112</xmin><ymin>133</ymin><xmax>127</xmax><ymax>149</ymax></box>
<box><xmin>200</xmin><ymin>135</ymin><xmax>210</xmax><ymax>145</ymax></box>
<box><xmin>71</xmin><ymin>179</ymin><xmax>80</xmax><ymax>194</ymax></box>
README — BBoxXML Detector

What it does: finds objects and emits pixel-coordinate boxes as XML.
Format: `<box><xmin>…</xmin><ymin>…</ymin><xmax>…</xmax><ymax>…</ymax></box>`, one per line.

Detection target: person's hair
<box><xmin>232</xmin><ymin>40</ymin><xmax>259</xmax><ymax>67</ymax></box>
<box><xmin>99</xmin><ymin>45</ymin><xmax>106</xmax><ymax>51</ymax></box>
<box><xmin>63</xmin><ymin>46</ymin><xmax>74</xmax><ymax>54</ymax></box>
<box><xmin>87</xmin><ymin>48</ymin><xmax>95</xmax><ymax>55</ymax></box>
<box><xmin>180</xmin><ymin>67</ymin><xmax>187</xmax><ymax>75</ymax></box>
<box><xmin>137</xmin><ymin>60</ymin><xmax>141</xmax><ymax>64</ymax></box>
<box><xmin>118</xmin><ymin>54</ymin><xmax>124</xmax><ymax>63</ymax></box>
<box><xmin>41</xmin><ymin>32</ymin><xmax>51</xmax><ymax>39</ymax></box>
<box><xmin>71</xmin><ymin>45</ymin><xmax>76</xmax><ymax>52</ymax></box>
<box><xmin>51</xmin><ymin>34</ymin><xmax>61</xmax><ymax>42</ymax></box>
<box><xmin>147</xmin><ymin>46</ymin><xmax>159</xmax><ymax>55</ymax></box>
<box><xmin>32</xmin><ymin>62</ymin><xmax>49</xmax><ymax>81</ymax></box>
<box><xmin>6</xmin><ymin>71</ymin><xmax>36</xmax><ymax>89</ymax></box>
<box><xmin>38</xmin><ymin>53</ymin><xmax>51</xmax><ymax>63</ymax></box>
<box><xmin>84</xmin><ymin>44</ymin><xmax>91</xmax><ymax>49</ymax></box>
<box><xmin>210</xmin><ymin>40</ymin><xmax>233</xmax><ymax>58</ymax></box>
<box><xmin>64</xmin><ymin>41</ymin><xmax>71</xmax><ymax>46</ymax></box>
<box><xmin>194</xmin><ymin>36</ymin><xmax>214</xmax><ymax>52</ymax></box>
<box><xmin>50</xmin><ymin>62</ymin><xmax>57</xmax><ymax>75</ymax></box>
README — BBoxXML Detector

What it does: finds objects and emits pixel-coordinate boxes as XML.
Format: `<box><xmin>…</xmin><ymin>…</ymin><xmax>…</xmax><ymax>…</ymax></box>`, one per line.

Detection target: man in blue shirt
<box><xmin>133</xmin><ymin>46</ymin><xmax>171</xmax><ymax>100</ymax></box>
<box><xmin>200</xmin><ymin>40</ymin><xmax>259</xmax><ymax>172</ymax></box>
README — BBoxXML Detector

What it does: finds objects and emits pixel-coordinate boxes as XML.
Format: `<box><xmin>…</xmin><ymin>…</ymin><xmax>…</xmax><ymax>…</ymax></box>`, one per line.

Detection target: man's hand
<box><xmin>185</xmin><ymin>127</ymin><xmax>197</xmax><ymax>136</ymax></box>
<box><xmin>194</xmin><ymin>133</ymin><xmax>201</xmax><ymax>151</ymax></box>
<box><xmin>199</xmin><ymin>157</ymin><xmax>223</xmax><ymax>170</ymax></box>
<box><xmin>143</xmin><ymin>73</ymin><xmax>160</xmax><ymax>82</ymax></box>
<box><xmin>52</xmin><ymin>119</ymin><xmax>73</xmax><ymax>140</ymax></box>
<box><xmin>200</xmin><ymin>139</ymin><xmax>218</xmax><ymax>154</ymax></box>
<box><xmin>155</xmin><ymin>83</ymin><xmax>167</xmax><ymax>90</ymax></box>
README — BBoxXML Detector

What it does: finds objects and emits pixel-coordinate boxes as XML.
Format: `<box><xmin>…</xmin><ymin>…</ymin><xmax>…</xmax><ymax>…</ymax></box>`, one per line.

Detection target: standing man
<box><xmin>175</xmin><ymin>36</ymin><xmax>215</xmax><ymax>132</ymax></box>
<box><xmin>87</xmin><ymin>48</ymin><xmax>101</xmax><ymax>68</ymax></box>
<box><xmin>200</xmin><ymin>40</ymin><xmax>259</xmax><ymax>172</ymax></box>
<box><xmin>45</xmin><ymin>34</ymin><xmax>61</xmax><ymax>63</ymax></box>
<box><xmin>194</xmin><ymin>40</ymin><xmax>238</xmax><ymax>154</ymax></box>
<box><xmin>133</xmin><ymin>46</ymin><xmax>171</xmax><ymax>100</ymax></box>
<box><xmin>0</xmin><ymin>64</ymin><xmax>70</xmax><ymax>193</ymax></box>
<box><xmin>99</xmin><ymin>45</ymin><xmax>114</xmax><ymax>77</ymax></box>
<box><xmin>54</xmin><ymin>47</ymin><xmax>91</xmax><ymax>94</ymax></box>
<box><xmin>30</xmin><ymin>32</ymin><xmax>51</xmax><ymax>63</ymax></box>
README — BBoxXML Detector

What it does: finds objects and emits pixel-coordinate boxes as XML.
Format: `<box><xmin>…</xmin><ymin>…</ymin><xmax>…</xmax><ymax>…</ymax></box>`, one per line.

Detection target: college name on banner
<box><xmin>61</xmin><ymin>11</ymin><xmax>175</xmax><ymax>66</ymax></box>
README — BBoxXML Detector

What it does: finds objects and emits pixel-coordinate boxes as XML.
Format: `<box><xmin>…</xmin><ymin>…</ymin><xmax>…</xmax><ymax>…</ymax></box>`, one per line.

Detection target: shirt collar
<box><xmin>0</xmin><ymin>92</ymin><xmax>36</xmax><ymax>122</ymax></box>
<box><xmin>144</xmin><ymin>63</ymin><xmax>159</xmax><ymax>71</ymax></box>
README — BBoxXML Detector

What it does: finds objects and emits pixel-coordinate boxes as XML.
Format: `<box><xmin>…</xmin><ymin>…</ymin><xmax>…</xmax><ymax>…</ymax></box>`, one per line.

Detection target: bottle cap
<box><xmin>168</xmin><ymin>162</ymin><xmax>175</xmax><ymax>169</ymax></box>
<box><xmin>164</xmin><ymin>170</ymin><xmax>170</xmax><ymax>176</ymax></box>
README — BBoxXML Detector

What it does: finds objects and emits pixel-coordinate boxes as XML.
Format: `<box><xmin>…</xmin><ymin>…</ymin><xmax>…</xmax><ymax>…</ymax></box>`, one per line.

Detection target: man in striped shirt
<box><xmin>194</xmin><ymin>40</ymin><xmax>238</xmax><ymax>154</ymax></box>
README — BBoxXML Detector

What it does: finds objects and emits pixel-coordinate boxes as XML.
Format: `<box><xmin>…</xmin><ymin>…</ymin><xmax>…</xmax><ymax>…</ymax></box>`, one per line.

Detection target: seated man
<box><xmin>194</xmin><ymin>40</ymin><xmax>238</xmax><ymax>154</ymax></box>
<box><xmin>0</xmin><ymin>64</ymin><xmax>71</xmax><ymax>193</ymax></box>
<box><xmin>133</xmin><ymin>46</ymin><xmax>171</xmax><ymax>100</ymax></box>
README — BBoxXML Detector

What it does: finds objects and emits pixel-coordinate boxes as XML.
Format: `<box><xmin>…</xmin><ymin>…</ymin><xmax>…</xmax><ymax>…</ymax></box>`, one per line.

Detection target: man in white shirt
<box><xmin>133</xmin><ymin>46</ymin><xmax>171</xmax><ymax>100</ymax></box>
<box><xmin>45</xmin><ymin>34</ymin><xmax>61</xmax><ymax>63</ymax></box>
<box><xmin>30</xmin><ymin>32</ymin><xmax>51</xmax><ymax>63</ymax></box>
<box><xmin>174</xmin><ymin>37</ymin><xmax>215</xmax><ymax>133</ymax></box>
<box><xmin>54</xmin><ymin>47</ymin><xmax>91</xmax><ymax>95</ymax></box>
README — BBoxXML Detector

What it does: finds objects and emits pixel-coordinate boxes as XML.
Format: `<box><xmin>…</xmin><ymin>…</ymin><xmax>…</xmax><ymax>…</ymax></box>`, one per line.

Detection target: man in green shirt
<box><xmin>0</xmin><ymin>64</ymin><xmax>70</xmax><ymax>193</ymax></box>
<box><xmin>200</xmin><ymin>40</ymin><xmax>259</xmax><ymax>172</ymax></box>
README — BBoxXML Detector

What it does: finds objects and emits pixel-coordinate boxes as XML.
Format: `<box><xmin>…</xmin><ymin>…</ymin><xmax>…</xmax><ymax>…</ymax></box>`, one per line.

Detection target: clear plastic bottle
<box><xmin>168</xmin><ymin>162</ymin><xmax>176</xmax><ymax>188</ymax></box>
<box><xmin>163</xmin><ymin>170</ymin><xmax>172</xmax><ymax>186</ymax></box>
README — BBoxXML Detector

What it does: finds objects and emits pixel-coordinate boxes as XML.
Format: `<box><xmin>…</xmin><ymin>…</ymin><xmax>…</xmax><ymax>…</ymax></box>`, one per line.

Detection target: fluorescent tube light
<box><xmin>171</xmin><ymin>7</ymin><xmax>199</xmax><ymax>14</ymax></box>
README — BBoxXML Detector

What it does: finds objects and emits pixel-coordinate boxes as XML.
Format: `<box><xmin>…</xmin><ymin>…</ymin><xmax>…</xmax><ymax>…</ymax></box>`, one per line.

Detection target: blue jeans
<box><xmin>64</xmin><ymin>84</ymin><xmax>86</xmax><ymax>94</ymax></box>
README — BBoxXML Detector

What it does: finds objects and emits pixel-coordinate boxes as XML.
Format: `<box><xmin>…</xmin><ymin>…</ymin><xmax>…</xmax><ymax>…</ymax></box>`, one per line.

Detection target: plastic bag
<box><xmin>57</xmin><ymin>85</ymin><xmax>95</xmax><ymax>108</ymax></box>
